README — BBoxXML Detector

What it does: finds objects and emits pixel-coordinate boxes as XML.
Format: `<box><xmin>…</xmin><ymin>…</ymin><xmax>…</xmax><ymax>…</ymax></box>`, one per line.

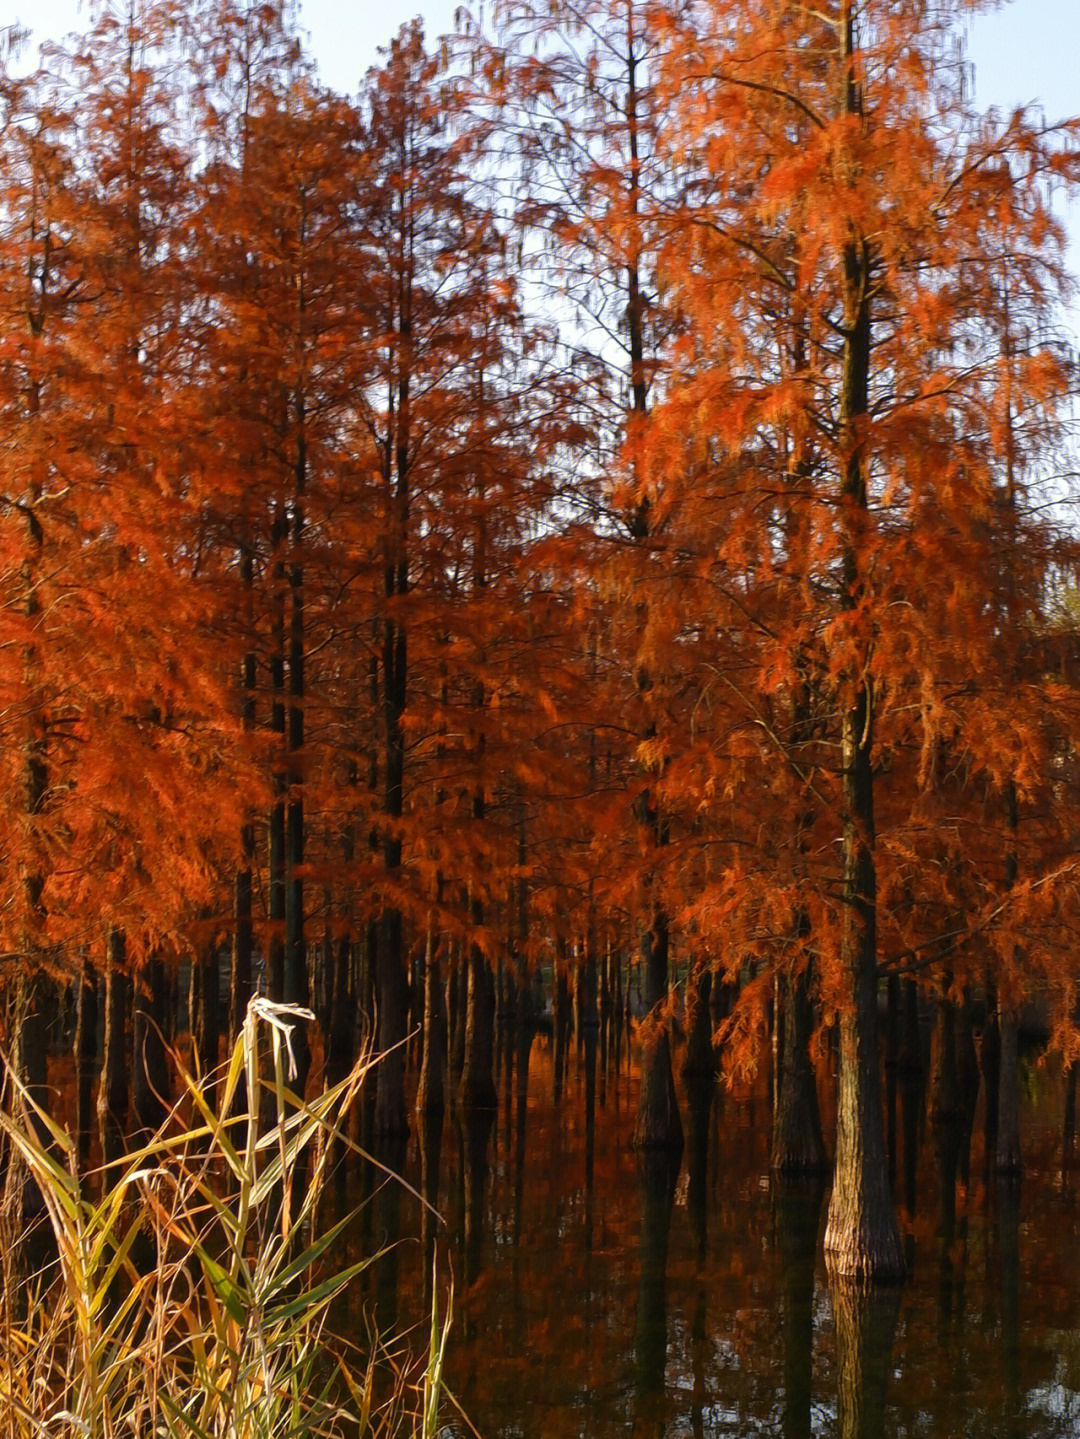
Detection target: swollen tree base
<box><xmin>823</xmin><ymin>1010</ymin><xmax>905</xmax><ymax>1285</ymax></box>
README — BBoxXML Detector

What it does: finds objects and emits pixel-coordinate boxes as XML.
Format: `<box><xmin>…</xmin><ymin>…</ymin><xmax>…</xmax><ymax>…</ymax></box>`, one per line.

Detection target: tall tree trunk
<box><xmin>772</xmin><ymin>962</ymin><xmax>828</xmax><ymax>1174</ymax></box>
<box><xmin>268</xmin><ymin>504</ymin><xmax>287</xmax><ymax>1003</ymax></box>
<box><xmin>4</xmin><ymin>974</ymin><xmax>51</xmax><ymax>1219</ymax></box>
<box><xmin>375</xmin><ymin>910</ymin><xmax>409</xmax><ymax>1138</ymax></box>
<box><xmin>133</xmin><ymin>958</ymin><xmax>170</xmax><ymax>1134</ymax></box>
<box><xmin>460</xmin><ymin>941</ymin><xmax>497</xmax><ymax>1117</ymax></box>
<box><xmin>74</xmin><ymin>961</ymin><xmax>98</xmax><ymax>1166</ymax></box>
<box><xmin>192</xmin><ymin>941</ymin><xmax>220</xmax><ymax>1084</ymax></box>
<box><xmin>823</xmin><ymin>10</ymin><xmax>903</xmax><ymax>1283</ymax></box>
<box><xmin>681</xmin><ymin>963</ymin><xmax>717</xmax><ymax>1085</ymax></box>
<box><xmin>231</xmin><ymin>543</ymin><xmax>256</xmax><ymax>1038</ymax></box>
<box><xmin>97</xmin><ymin>934</ymin><xmax>129</xmax><ymax>1164</ymax></box>
<box><xmin>415</xmin><ymin>923</ymin><xmax>445</xmax><ymax>1118</ymax></box>
<box><xmin>995</xmin><ymin>1010</ymin><xmax>1023</xmax><ymax>1175</ymax></box>
<box><xmin>633</xmin><ymin>904</ymin><xmax>682</xmax><ymax>1151</ymax></box>
<box><xmin>284</xmin><ymin>420</ymin><xmax>309</xmax><ymax>1095</ymax></box>
<box><xmin>553</xmin><ymin>950</ymin><xmax>570</xmax><ymax>1104</ymax></box>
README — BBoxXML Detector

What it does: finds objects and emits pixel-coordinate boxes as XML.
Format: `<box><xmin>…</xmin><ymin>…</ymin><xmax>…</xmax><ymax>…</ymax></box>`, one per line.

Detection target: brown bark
<box><xmin>459</xmin><ymin>945</ymin><xmax>497</xmax><ymax>1117</ymax></box>
<box><xmin>133</xmin><ymin>958</ymin><xmax>170</xmax><ymax>1134</ymax></box>
<box><xmin>97</xmin><ymin>936</ymin><xmax>129</xmax><ymax>1164</ymax></box>
<box><xmin>74</xmin><ymin>962</ymin><xmax>98</xmax><ymax>1165</ymax></box>
<box><xmin>994</xmin><ymin>1009</ymin><xmax>1023</xmax><ymax>1175</ymax></box>
<box><xmin>633</xmin><ymin>908</ymin><xmax>682</xmax><ymax>1152</ymax></box>
<box><xmin>772</xmin><ymin>964</ymin><xmax>828</xmax><ymax>1174</ymax></box>
<box><xmin>415</xmin><ymin>927</ymin><xmax>445</xmax><ymax>1118</ymax></box>
<box><xmin>822</xmin><ymin>7</ymin><xmax>903</xmax><ymax>1283</ymax></box>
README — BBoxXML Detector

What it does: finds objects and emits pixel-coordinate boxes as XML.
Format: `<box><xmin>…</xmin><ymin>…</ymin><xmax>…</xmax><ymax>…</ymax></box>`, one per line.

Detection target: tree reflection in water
<box><xmin>356</xmin><ymin>1048</ymin><xmax>1080</xmax><ymax>1439</ymax></box>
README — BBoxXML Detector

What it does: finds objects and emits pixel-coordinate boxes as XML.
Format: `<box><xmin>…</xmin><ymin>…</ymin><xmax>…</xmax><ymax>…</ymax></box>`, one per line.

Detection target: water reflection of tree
<box><xmin>996</xmin><ymin>1175</ymin><xmax>1022</xmax><ymax>1439</ymax></box>
<box><xmin>774</xmin><ymin>1177</ymin><xmax>825</xmax><ymax>1439</ymax></box>
<box><xmin>829</xmin><ymin>1281</ymin><xmax>901</xmax><ymax>1439</ymax></box>
<box><xmin>633</xmin><ymin>1150</ymin><xmax>679</xmax><ymax>1434</ymax></box>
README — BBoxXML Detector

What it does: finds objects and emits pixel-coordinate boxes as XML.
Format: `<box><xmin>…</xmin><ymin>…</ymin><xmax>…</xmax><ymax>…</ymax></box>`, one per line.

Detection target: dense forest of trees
<box><xmin>2</xmin><ymin>0</ymin><xmax>1079</xmax><ymax>1286</ymax></box>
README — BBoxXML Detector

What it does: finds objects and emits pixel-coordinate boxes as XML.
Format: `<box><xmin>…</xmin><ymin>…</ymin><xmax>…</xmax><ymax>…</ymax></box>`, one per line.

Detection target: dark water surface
<box><xmin>342</xmin><ymin>1039</ymin><xmax>1080</xmax><ymax>1438</ymax></box>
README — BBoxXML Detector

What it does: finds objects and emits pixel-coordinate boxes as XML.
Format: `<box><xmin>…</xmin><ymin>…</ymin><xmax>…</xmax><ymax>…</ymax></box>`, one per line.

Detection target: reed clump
<box><xmin>0</xmin><ymin>998</ymin><xmax>452</xmax><ymax>1439</ymax></box>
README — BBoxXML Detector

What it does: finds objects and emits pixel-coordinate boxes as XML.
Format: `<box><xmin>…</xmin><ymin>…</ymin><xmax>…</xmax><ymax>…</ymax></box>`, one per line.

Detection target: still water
<box><xmin>344</xmin><ymin>1036</ymin><xmax>1080</xmax><ymax>1439</ymax></box>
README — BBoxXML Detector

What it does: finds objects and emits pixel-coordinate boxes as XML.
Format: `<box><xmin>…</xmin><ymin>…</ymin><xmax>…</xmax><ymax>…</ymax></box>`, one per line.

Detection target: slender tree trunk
<box><xmin>231</xmin><ymin>544</ymin><xmax>256</xmax><ymax>1038</ymax></box>
<box><xmin>553</xmin><ymin>956</ymin><xmax>569</xmax><ymax>1105</ymax></box>
<box><xmin>74</xmin><ymin>961</ymin><xmax>98</xmax><ymax>1166</ymax></box>
<box><xmin>415</xmin><ymin>924</ymin><xmax>445</xmax><ymax>1118</ymax></box>
<box><xmin>448</xmin><ymin>955</ymin><xmax>465</xmax><ymax>1080</ymax></box>
<box><xmin>772</xmin><ymin>963</ymin><xmax>828</xmax><ymax>1174</ymax></box>
<box><xmin>460</xmin><ymin>942</ymin><xmax>497</xmax><ymax>1117</ymax></box>
<box><xmin>375</xmin><ymin>909</ymin><xmax>409</xmax><ymax>1138</ymax></box>
<box><xmin>995</xmin><ymin>1010</ymin><xmax>1023</xmax><ymax>1175</ymax></box>
<box><xmin>192</xmin><ymin>941</ymin><xmax>220</xmax><ymax>1084</ymax></box>
<box><xmin>823</xmin><ymin>15</ymin><xmax>903</xmax><ymax>1282</ymax></box>
<box><xmin>4</xmin><ymin>974</ymin><xmax>50</xmax><ymax>1218</ymax></box>
<box><xmin>97</xmin><ymin>934</ymin><xmax>129</xmax><ymax>1163</ymax></box>
<box><xmin>268</xmin><ymin>504</ymin><xmax>287</xmax><ymax>1004</ymax></box>
<box><xmin>133</xmin><ymin>958</ymin><xmax>170</xmax><ymax>1135</ymax></box>
<box><xmin>284</xmin><ymin>422</ymin><xmax>309</xmax><ymax>1096</ymax></box>
<box><xmin>633</xmin><ymin>904</ymin><xmax>683</xmax><ymax>1151</ymax></box>
<box><xmin>681</xmin><ymin>963</ymin><xmax>717</xmax><ymax>1084</ymax></box>
<box><xmin>927</xmin><ymin>988</ymin><xmax>960</xmax><ymax>1126</ymax></box>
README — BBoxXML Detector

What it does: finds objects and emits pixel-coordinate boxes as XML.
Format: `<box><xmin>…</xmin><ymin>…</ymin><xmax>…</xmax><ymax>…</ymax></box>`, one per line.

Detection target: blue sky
<box><xmin>7</xmin><ymin>0</ymin><xmax>1080</xmax><ymax>321</ymax></box>
<box><xmin>9</xmin><ymin>0</ymin><xmax>1080</xmax><ymax>117</ymax></box>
